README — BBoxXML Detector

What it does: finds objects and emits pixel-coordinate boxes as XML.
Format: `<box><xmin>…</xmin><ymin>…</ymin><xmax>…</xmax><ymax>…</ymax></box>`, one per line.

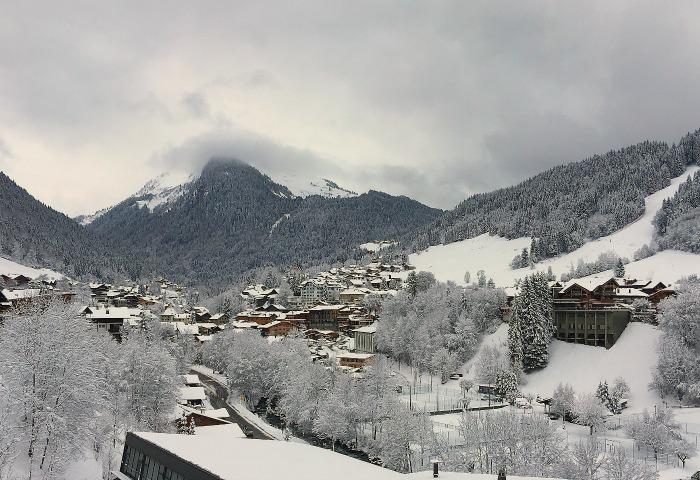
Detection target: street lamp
<box><xmin>429</xmin><ymin>454</ymin><xmax>443</xmax><ymax>478</ymax></box>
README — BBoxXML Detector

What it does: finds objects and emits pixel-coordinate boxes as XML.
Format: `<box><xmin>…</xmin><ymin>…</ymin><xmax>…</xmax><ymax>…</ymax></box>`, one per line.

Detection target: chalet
<box><xmin>353</xmin><ymin>323</ymin><xmax>377</xmax><ymax>353</ymax></box>
<box><xmin>648</xmin><ymin>287</ymin><xmax>676</xmax><ymax>304</ymax></box>
<box><xmin>235</xmin><ymin>310</ymin><xmax>280</xmax><ymax>325</ymax></box>
<box><xmin>161</xmin><ymin>306</ymin><xmax>176</xmax><ymax>322</ymax></box>
<box><xmin>86</xmin><ymin>307</ymin><xmax>138</xmax><ymax>338</ymax></box>
<box><xmin>1</xmin><ymin>273</ymin><xmax>31</xmax><ymax>287</ymax></box>
<box><xmin>193</xmin><ymin>306</ymin><xmax>211</xmax><ymax>322</ymax></box>
<box><xmin>176</xmin><ymin>405</ymin><xmax>231</xmax><ymax>428</ymax></box>
<box><xmin>339</xmin><ymin>288</ymin><xmax>367</xmax><ymax>305</ymax></box>
<box><xmin>338</xmin><ymin>352</ymin><xmax>375</xmax><ymax>369</ymax></box>
<box><xmin>195</xmin><ymin>335</ymin><xmax>212</xmax><ymax>344</ymax></box>
<box><xmin>196</xmin><ymin>322</ymin><xmax>219</xmax><ymax>335</ymax></box>
<box><xmin>307</xmin><ymin>304</ymin><xmax>344</xmax><ymax>330</ymax></box>
<box><xmin>90</xmin><ymin>283</ymin><xmax>112</xmax><ymax>303</ymax></box>
<box><xmin>642</xmin><ymin>281</ymin><xmax>670</xmax><ymax>295</ymax></box>
<box><xmin>0</xmin><ymin>288</ymin><xmax>43</xmax><ymax>310</ymax></box>
<box><xmin>209</xmin><ymin>312</ymin><xmax>229</xmax><ymax>325</ymax></box>
<box><xmin>552</xmin><ymin>277</ymin><xmax>631</xmax><ymax>348</ymax></box>
<box><xmin>259</xmin><ymin>320</ymin><xmax>297</xmax><ymax>337</ymax></box>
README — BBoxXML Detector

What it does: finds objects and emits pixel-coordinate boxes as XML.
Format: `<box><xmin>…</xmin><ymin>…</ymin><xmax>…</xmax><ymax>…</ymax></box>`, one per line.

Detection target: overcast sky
<box><xmin>2</xmin><ymin>1</ymin><xmax>700</xmax><ymax>216</ymax></box>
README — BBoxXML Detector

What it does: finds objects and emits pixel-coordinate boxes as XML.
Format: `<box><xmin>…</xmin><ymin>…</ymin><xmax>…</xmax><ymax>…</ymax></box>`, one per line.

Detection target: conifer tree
<box><xmin>510</xmin><ymin>273</ymin><xmax>553</xmax><ymax>371</ymax></box>
<box><xmin>614</xmin><ymin>259</ymin><xmax>626</xmax><ymax>278</ymax></box>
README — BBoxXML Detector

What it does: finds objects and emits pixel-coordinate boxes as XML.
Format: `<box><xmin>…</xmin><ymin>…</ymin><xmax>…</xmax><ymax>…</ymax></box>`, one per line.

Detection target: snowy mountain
<box><xmin>83</xmin><ymin>158</ymin><xmax>440</xmax><ymax>287</ymax></box>
<box><xmin>410</xmin><ymin>165</ymin><xmax>700</xmax><ymax>286</ymax></box>
<box><xmin>77</xmin><ymin>171</ymin><xmax>198</xmax><ymax>225</ymax></box>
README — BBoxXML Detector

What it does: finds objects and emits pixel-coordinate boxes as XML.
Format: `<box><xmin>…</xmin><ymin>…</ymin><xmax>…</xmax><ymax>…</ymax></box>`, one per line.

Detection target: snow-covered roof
<box><xmin>182</xmin><ymin>374</ymin><xmax>201</xmax><ymax>386</ymax></box>
<box><xmin>132</xmin><ymin>431</ymin><xmax>403</xmax><ymax>480</ymax></box>
<box><xmin>177</xmin><ymin>386</ymin><xmax>206</xmax><ymax>402</ymax></box>
<box><xmin>1</xmin><ymin>288</ymin><xmax>41</xmax><ymax>300</ymax></box>
<box><xmin>173</xmin><ymin>322</ymin><xmax>199</xmax><ymax>335</ymax></box>
<box><xmin>352</xmin><ymin>324</ymin><xmax>377</xmax><ymax>334</ymax></box>
<box><xmin>202</xmin><ymin>408</ymin><xmax>230</xmax><ymax>419</ymax></box>
<box><xmin>560</xmin><ymin>276</ymin><xmax>617</xmax><ymax>293</ymax></box>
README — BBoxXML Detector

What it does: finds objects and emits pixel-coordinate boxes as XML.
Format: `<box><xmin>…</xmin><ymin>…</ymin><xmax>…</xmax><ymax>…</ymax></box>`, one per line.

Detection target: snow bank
<box><xmin>523</xmin><ymin>323</ymin><xmax>662</xmax><ymax>412</ymax></box>
<box><xmin>0</xmin><ymin>255</ymin><xmax>65</xmax><ymax>280</ymax></box>
<box><xmin>411</xmin><ymin>166</ymin><xmax>700</xmax><ymax>287</ymax></box>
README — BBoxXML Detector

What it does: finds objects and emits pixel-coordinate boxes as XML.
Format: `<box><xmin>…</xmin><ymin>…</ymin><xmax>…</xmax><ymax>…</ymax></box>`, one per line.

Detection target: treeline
<box><xmin>0</xmin><ymin>172</ymin><xmax>140</xmax><ymax>282</ymax></box>
<box><xmin>410</xmin><ymin>130</ymin><xmax>700</xmax><ymax>263</ymax></box>
<box><xmin>0</xmin><ymin>301</ymin><xmax>182</xmax><ymax>480</ymax></box>
<box><xmin>375</xmin><ymin>275</ymin><xmax>506</xmax><ymax>381</ymax></box>
<box><xmin>654</xmin><ymin>170</ymin><xmax>700</xmax><ymax>253</ymax></box>
<box><xmin>87</xmin><ymin>159</ymin><xmax>440</xmax><ymax>290</ymax></box>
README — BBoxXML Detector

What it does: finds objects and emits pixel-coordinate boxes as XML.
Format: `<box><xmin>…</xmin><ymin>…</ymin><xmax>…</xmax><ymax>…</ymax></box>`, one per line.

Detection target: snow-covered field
<box><xmin>411</xmin><ymin>166</ymin><xmax>700</xmax><ymax>287</ymax></box>
<box><xmin>523</xmin><ymin>323</ymin><xmax>662</xmax><ymax>412</ymax></box>
<box><xmin>0</xmin><ymin>255</ymin><xmax>64</xmax><ymax>280</ymax></box>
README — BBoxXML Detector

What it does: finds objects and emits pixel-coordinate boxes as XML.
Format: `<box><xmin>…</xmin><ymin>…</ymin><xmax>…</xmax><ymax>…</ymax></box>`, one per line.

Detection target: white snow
<box><xmin>77</xmin><ymin>170</ymin><xmax>198</xmax><ymax>222</ymax></box>
<box><xmin>269</xmin><ymin>213</ymin><xmax>290</xmax><ymax>234</ymax></box>
<box><xmin>0</xmin><ymin>255</ymin><xmax>65</xmax><ymax>281</ymax></box>
<box><xmin>134</xmin><ymin>432</ymin><xmax>400</xmax><ymax>480</ymax></box>
<box><xmin>411</xmin><ymin>166</ymin><xmax>700</xmax><ymax>287</ymax></box>
<box><xmin>272</xmin><ymin>173</ymin><xmax>359</xmax><ymax>198</ymax></box>
<box><xmin>522</xmin><ymin>323</ymin><xmax>662</xmax><ymax>412</ymax></box>
<box><xmin>360</xmin><ymin>241</ymin><xmax>398</xmax><ymax>253</ymax></box>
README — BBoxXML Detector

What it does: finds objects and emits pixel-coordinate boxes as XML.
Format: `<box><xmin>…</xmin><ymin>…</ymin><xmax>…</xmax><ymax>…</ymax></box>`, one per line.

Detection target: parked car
<box><xmin>548</xmin><ymin>412</ymin><xmax>561</xmax><ymax>420</ymax></box>
<box><xmin>449</xmin><ymin>373</ymin><xmax>460</xmax><ymax>380</ymax></box>
<box><xmin>514</xmin><ymin>397</ymin><xmax>532</xmax><ymax>409</ymax></box>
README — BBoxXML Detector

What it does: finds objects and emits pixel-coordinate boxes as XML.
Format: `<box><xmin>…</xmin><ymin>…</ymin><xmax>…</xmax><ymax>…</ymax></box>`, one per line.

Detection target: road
<box><xmin>192</xmin><ymin>369</ymin><xmax>274</xmax><ymax>440</ymax></box>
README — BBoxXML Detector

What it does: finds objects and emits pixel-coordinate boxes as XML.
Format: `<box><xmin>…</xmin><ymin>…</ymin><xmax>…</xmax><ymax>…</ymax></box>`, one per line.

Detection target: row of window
<box><xmin>121</xmin><ymin>444</ymin><xmax>185</xmax><ymax>480</ymax></box>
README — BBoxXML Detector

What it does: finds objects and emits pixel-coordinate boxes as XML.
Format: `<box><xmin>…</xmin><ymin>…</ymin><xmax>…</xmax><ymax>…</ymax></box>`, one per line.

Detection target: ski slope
<box><xmin>410</xmin><ymin>166</ymin><xmax>700</xmax><ymax>287</ymax></box>
<box><xmin>0</xmin><ymin>256</ymin><xmax>64</xmax><ymax>280</ymax></box>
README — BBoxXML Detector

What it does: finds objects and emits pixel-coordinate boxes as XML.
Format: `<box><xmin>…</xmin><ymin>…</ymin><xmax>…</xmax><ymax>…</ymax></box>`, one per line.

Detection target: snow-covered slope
<box><xmin>77</xmin><ymin>171</ymin><xmax>197</xmax><ymax>224</ymax></box>
<box><xmin>523</xmin><ymin>323</ymin><xmax>661</xmax><ymax>412</ymax></box>
<box><xmin>0</xmin><ymin>256</ymin><xmax>65</xmax><ymax>280</ymax></box>
<box><xmin>271</xmin><ymin>173</ymin><xmax>358</xmax><ymax>198</ymax></box>
<box><xmin>411</xmin><ymin>166</ymin><xmax>700</xmax><ymax>286</ymax></box>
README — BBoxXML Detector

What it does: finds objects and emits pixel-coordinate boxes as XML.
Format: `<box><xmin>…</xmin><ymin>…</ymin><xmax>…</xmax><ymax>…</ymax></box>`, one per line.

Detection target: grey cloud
<box><xmin>3</xmin><ymin>1</ymin><xmax>700</xmax><ymax>214</ymax></box>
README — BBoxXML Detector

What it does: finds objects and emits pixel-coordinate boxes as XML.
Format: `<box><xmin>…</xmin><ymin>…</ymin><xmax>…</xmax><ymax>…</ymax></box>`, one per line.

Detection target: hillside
<box><xmin>0</xmin><ymin>172</ymin><xmax>139</xmax><ymax>281</ymax></box>
<box><xmin>86</xmin><ymin>158</ymin><xmax>441</xmax><ymax>287</ymax></box>
<box><xmin>410</xmin><ymin>165</ymin><xmax>700</xmax><ymax>286</ymax></box>
<box><xmin>409</xmin><ymin>130</ymin><xmax>700</xmax><ymax>263</ymax></box>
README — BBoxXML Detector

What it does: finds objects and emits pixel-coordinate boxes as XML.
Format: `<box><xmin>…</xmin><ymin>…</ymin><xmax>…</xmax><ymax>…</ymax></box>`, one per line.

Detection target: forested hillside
<box><xmin>654</xmin><ymin>169</ymin><xmax>700</xmax><ymax>253</ymax></box>
<box><xmin>0</xmin><ymin>172</ymin><xmax>139</xmax><ymax>281</ymax></box>
<box><xmin>409</xmin><ymin>130</ymin><xmax>700</xmax><ymax>261</ymax></box>
<box><xmin>87</xmin><ymin>158</ymin><xmax>441</xmax><ymax>287</ymax></box>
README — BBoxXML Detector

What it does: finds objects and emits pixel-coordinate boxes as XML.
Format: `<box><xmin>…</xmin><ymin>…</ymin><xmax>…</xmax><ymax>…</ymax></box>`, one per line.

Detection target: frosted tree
<box><xmin>0</xmin><ymin>301</ymin><xmax>109</xmax><ymax>478</ymax></box>
<box><xmin>604</xmin><ymin>447</ymin><xmax>657</xmax><ymax>480</ymax></box>
<box><xmin>613</xmin><ymin>258</ymin><xmax>625</xmax><ymax>277</ymax></box>
<box><xmin>573</xmin><ymin>393</ymin><xmax>608</xmax><ymax>435</ymax></box>
<box><xmin>510</xmin><ymin>272</ymin><xmax>553</xmax><ymax>371</ymax></box>
<box><xmin>464</xmin><ymin>271</ymin><xmax>471</xmax><ymax>285</ymax></box>
<box><xmin>121</xmin><ymin>330</ymin><xmax>179</xmax><ymax>433</ymax></box>
<box><xmin>552</xmin><ymin>383</ymin><xmax>575</xmax><ymax>418</ymax></box>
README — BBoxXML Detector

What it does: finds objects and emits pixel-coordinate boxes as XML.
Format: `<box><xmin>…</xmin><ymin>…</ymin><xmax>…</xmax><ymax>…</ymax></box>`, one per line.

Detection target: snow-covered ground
<box><xmin>411</xmin><ymin>166</ymin><xmax>700</xmax><ymax>287</ymax></box>
<box><xmin>0</xmin><ymin>255</ymin><xmax>65</xmax><ymax>280</ymax></box>
<box><xmin>523</xmin><ymin>323</ymin><xmax>662</xmax><ymax>412</ymax></box>
<box><xmin>360</xmin><ymin>241</ymin><xmax>398</xmax><ymax>253</ymax></box>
